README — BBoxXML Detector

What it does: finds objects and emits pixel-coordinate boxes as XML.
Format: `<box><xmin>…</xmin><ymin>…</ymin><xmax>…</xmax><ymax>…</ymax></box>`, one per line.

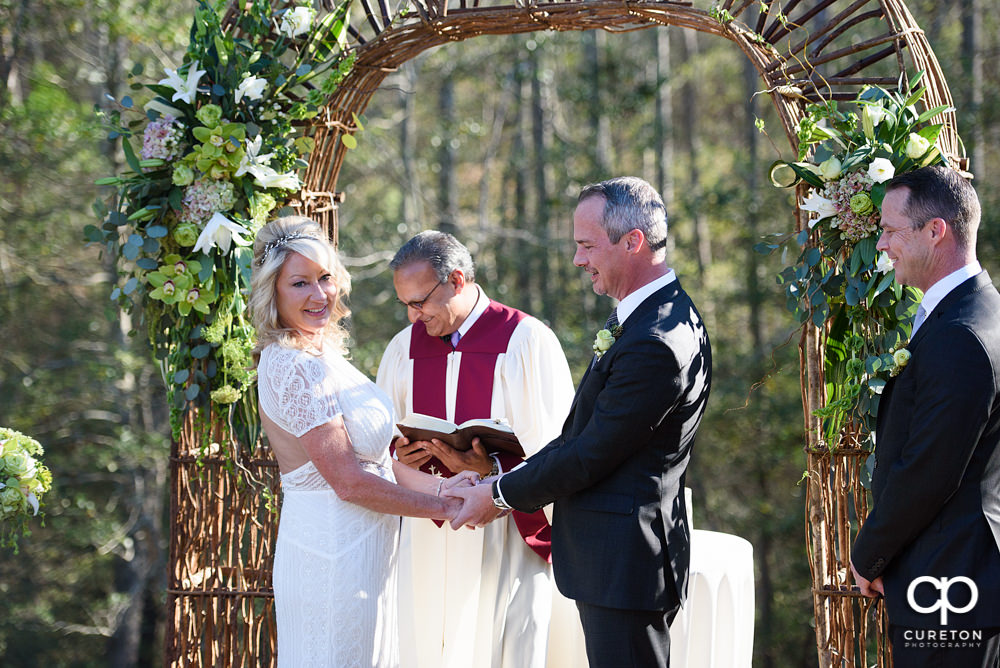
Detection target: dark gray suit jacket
<box><xmin>853</xmin><ymin>271</ymin><xmax>1000</xmax><ymax>628</ymax></box>
<box><xmin>500</xmin><ymin>280</ymin><xmax>711</xmax><ymax>612</ymax></box>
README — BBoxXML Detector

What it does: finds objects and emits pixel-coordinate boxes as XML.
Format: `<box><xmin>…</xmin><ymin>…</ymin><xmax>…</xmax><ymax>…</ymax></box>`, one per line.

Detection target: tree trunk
<box><xmin>530</xmin><ymin>47</ymin><xmax>554</xmax><ymax>323</ymax></box>
<box><xmin>962</xmin><ymin>0</ymin><xmax>985</xmax><ymax>179</ymax></box>
<box><xmin>679</xmin><ymin>30</ymin><xmax>710</xmax><ymax>280</ymax></box>
<box><xmin>438</xmin><ymin>74</ymin><xmax>458</xmax><ymax>235</ymax></box>
<box><xmin>400</xmin><ymin>62</ymin><xmax>422</xmax><ymax>230</ymax></box>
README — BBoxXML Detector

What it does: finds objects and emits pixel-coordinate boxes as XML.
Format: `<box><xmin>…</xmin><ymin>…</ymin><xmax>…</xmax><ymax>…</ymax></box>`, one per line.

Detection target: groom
<box><xmin>449</xmin><ymin>176</ymin><xmax>712</xmax><ymax>668</ymax></box>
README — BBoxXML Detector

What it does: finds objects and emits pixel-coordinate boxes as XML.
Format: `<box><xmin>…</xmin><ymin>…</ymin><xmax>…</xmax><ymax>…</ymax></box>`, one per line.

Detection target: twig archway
<box><xmin>166</xmin><ymin>1</ymin><xmax>964</xmax><ymax>666</ymax></box>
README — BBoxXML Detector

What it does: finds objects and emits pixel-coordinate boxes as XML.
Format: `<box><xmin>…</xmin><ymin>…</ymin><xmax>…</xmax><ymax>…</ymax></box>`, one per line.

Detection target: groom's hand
<box><xmin>443</xmin><ymin>480</ymin><xmax>501</xmax><ymax>529</ymax></box>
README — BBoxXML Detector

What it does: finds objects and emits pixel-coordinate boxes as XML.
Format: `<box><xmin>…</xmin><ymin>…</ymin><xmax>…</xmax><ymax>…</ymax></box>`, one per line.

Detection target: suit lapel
<box><xmin>908</xmin><ymin>271</ymin><xmax>991</xmax><ymax>352</ymax></box>
<box><xmin>562</xmin><ymin>280</ymin><xmax>686</xmax><ymax>429</ymax></box>
<box><xmin>878</xmin><ymin>272</ymin><xmax>992</xmax><ymax>439</ymax></box>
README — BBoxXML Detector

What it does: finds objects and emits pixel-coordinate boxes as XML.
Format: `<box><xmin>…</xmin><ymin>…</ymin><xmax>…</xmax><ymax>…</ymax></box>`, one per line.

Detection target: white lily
<box><xmin>235</xmin><ymin>74</ymin><xmax>267</xmax><ymax>105</ymax></box>
<box><xmin>193</xmin><ymin>212</ymin><xmax>253</xmax><ymax>255</ymax></box>
<box><xmin>875</xmin><ymin>252</ymin><xmax>894</xmax><ymax>274</ymax></box>
<box><xmin>253</xmin><ymin>165</ymin><xmax>303</xmax><ymax>191</ymax></box>
<box><xmin>800</xmin><ymin>190</ymin><xmax>838</xmax><ymax>227</ymax></box>
<box><xmin>867</xmin><ymin>157</ymin><xmax>896</xmax><ymax>184</ymax></box>
<box><xmin>158</xmin><ymin>61</ymin><xmax>206</xmax><ymax>105</ymax></box>
<box><xmin>235</xmin><ymin>135</ymin><xmax>274</xmax><ymax>179</ymax></box>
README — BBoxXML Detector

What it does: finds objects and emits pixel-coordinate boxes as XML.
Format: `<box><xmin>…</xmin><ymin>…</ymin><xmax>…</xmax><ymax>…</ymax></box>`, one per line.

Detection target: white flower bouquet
<box><xmin>0</xmin><ymin>427</ymin><xmax>52</xmax><ymax>551</ymax></box>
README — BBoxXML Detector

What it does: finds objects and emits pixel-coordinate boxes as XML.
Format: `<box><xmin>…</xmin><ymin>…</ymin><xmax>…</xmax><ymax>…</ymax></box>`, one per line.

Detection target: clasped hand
<box><xmin>441</xmin><ymin>472</ymin><xmax>504</xmax><ymax>530</ymax></box>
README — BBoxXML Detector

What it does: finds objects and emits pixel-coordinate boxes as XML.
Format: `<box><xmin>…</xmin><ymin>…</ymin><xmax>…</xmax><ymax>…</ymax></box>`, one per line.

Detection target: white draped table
<box><xmin>669</xmin><ymin>529</ymin><xmax>755</xmax><ymax>667</ymax></box>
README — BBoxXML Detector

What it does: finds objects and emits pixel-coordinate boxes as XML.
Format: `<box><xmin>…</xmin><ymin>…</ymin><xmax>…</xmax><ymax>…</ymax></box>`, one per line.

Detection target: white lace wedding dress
<box><xmin>258</xmin><ymin>342</ymin><xmax>400</xmax><ymax>668</ymax></box>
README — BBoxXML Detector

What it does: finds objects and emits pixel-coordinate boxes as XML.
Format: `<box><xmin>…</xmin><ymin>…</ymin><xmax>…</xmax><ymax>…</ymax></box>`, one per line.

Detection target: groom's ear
<box><xmin>623</xmin><ymin>229</ymin><xmax>646</xmax><ymax>254</ymax></box>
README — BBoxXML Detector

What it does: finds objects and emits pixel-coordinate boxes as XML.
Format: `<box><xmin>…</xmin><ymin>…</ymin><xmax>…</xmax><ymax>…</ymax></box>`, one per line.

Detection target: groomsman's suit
<box><xmin>851</xmin><ymin>166</ymin><xmax>1000</xmax><ymax>667</ymax></box>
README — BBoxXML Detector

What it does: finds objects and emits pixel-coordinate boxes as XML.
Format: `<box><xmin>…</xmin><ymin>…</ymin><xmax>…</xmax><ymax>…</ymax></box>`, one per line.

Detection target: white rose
<box><xmin>905</xmin><ymin>133</ymin><xmax>931</xmax><ymax>160</ymax></box>
<box><xmin>818</xmin><ymin>157</ymin><xmax>842</xmax><ymax>181</ymax></box>
<box><xmin>280</xmin><ymin>6</ymin><xmax>315</xmax><ymax>38</ymax></box>
<box><xmin>867</xmin><ymin>157</ymin><xmax>896</xmax><ymax>184</ymax></box>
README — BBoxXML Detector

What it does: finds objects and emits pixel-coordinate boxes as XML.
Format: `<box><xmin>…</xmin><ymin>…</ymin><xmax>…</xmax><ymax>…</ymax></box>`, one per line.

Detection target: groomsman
<box><xmin>449</xmin><ymin>176</ymin><xmax>713</xmax><ymax>668</ymax></box>
<box><xmin>376</xmin><ymin>231</ymin><xmax>584</xmax><ymax>668</ymax></box>
<box><xmin>851</xmin><ymin>165</ymin><xmax>1000</xmax><ymax>667</ymax></box>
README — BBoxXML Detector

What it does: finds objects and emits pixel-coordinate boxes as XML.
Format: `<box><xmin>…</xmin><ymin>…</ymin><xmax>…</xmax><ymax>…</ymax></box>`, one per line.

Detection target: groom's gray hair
<box><xmin>390</xmin><ymin>230</ymin><xmax>476</xmax><ymax>282</ymax></box>
<box><xmin>579</xmin><ymin>176</ymin><xmax>668</xmax><ymax>252</ymax></box>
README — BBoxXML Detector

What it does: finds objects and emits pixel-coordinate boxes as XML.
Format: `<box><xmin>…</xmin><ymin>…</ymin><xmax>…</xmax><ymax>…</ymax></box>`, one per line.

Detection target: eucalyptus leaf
<box><xmin>173</xmin><ymin>369</ymin><xmax>190</xmax><ymax>384</ymax></box>
<box><xmin>185</xmin><ymin>384</ymin><xmax>201</xmax><ymax>401</ymax></box>
<box><xmin>136</xmin><ymin>258</ymin><xmax>159</xmax><ymax>270</ymax></box>
<box><xmin>147</xmin><ymin>225</ymin><xmax>168</xmax><ymax>238</ymax></box>
<box><xmin>191</xmin><ymin>344</ymin><xmax>211</xmax><ymax>359</ymax></box>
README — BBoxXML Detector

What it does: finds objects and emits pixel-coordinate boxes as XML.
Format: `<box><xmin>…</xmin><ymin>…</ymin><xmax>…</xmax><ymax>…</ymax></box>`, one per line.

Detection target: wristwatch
<box><xmin>491</xmin><ymin>479</ymin><xmax>512</xmax><ymax>512</ymax></box>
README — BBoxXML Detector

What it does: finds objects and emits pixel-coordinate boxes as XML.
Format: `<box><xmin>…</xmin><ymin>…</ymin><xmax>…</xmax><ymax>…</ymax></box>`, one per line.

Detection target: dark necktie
<box><xmin>605</xmin><ymin>307</ymin><xmax>619</xmax><ymax>330</ymax></box>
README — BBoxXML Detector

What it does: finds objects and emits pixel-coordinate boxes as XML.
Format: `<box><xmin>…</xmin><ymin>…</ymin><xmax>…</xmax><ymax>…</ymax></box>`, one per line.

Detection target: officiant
<box><xmin>376</xmin><ymin>230</ymin><xmax>582</xmax><ymax>668</ymax></box>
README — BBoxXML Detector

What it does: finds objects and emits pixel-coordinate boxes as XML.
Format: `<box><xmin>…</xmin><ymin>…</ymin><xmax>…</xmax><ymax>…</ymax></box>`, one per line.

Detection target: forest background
<box><xmin>1</xmin><ymin>0</ymin><xmax>998</xmax><ymax>665</ymax></box>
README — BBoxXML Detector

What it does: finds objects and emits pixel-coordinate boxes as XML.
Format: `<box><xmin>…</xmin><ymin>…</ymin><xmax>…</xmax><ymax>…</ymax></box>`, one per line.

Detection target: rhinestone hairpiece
<box><xmin>257</xmin><ymin>232</ymin><xmax>310</xmax><ymax>266</ymax></box>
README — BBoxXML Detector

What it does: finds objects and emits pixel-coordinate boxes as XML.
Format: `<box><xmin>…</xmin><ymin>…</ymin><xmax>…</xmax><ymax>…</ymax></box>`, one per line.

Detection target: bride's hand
<box><xmin>440</xmin><ymin>493</ymin><xmax>463</xmax><ymax>521</ymax></box>
<box><xmin>442</xmin><ymin>470</ymin><xmax>480</xmax><ymax>492</ymax></box>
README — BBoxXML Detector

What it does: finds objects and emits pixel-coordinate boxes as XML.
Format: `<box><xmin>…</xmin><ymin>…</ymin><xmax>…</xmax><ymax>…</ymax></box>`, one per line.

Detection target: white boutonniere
<box><xmin>889</xmin><ymin>345</ymin><xmax>911</xmax><ymax>377</ymax></box>
<box><xmin>592</xmin><ymin>325</ymin><xmax>623</xmax><ymax>360</ymax></box>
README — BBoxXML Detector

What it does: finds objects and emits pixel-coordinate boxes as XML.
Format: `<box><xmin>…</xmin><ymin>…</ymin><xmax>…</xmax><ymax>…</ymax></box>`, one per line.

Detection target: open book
<box><xmin>396</xmin><ymin>414</ymin><xmax>524</xmax><ymax>458</ymax></box>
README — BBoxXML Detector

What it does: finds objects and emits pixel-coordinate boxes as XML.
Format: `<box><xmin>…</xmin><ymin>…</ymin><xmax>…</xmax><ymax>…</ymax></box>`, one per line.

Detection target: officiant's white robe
<box><xmin>376</xmin><ymin>287</ymin><xmax>584</xmax><ymax>668</ymax></box>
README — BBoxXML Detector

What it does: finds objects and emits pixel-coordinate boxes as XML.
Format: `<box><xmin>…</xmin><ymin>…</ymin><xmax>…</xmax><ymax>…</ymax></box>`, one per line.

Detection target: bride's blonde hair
<box><xmin>249</xmin><ymin>216</ymin><xmax>351</xmax><ymax>363</ymax></box>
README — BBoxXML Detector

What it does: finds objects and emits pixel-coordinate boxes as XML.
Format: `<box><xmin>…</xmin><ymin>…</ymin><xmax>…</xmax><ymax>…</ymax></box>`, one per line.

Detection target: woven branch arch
<box><xmin>168</xmin><ymin>1</ymin><xmax>964</xmax><ymax>665</ymax></box>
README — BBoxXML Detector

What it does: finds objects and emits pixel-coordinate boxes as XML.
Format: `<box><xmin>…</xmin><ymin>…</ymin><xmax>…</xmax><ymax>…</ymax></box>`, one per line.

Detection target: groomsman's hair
<box><xmin>886</xmin><ymin>165</ymin><xmax>981</xmax><ymax>250</ymax></box>
<box><xmin>390</xmin><ymin>230</ymin><xmax>476</xmax><ymax>283</ymax></box>
<box><xmin>578</xmin><ymin>176</ymin><xmax>669</xmax><ymax>253</ymax></box>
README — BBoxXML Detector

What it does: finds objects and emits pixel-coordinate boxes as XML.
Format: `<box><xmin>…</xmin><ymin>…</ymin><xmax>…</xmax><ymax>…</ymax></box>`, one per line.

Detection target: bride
<box><xmin>250</xmin><ymin>216</ymin><xmax>469</xmax><ymax>667</ymax></box>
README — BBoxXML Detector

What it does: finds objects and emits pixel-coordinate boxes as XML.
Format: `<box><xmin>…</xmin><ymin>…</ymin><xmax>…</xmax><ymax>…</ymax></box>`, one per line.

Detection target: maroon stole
<box><xmin>408</xmin><ymin>300</ymin><xmax>552</xmax><ymax>562</ymax></box>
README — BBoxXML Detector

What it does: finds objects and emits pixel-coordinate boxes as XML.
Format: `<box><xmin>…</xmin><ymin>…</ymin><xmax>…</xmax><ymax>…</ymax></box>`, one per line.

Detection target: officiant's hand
<box><xmin>394</xmin><ymin>436</ymin><xmax>433</xmax><ymax>469</ymax></box>
<box><xmin>444</xmin><ymin>480</ymin><xmax>501</xmax><ymax>529</ymax></box>
<box><xmin>423</xmin><ymin>437</ymin><xmax>493</xmax><ymax>478</ymax></box>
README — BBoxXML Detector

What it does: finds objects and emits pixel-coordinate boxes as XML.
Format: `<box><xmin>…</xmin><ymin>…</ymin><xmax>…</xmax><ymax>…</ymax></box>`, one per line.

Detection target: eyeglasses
<box><xmin>397</xmin><ymin>278</ymin><xmax>445</xmax><ymax>312</ymax></box>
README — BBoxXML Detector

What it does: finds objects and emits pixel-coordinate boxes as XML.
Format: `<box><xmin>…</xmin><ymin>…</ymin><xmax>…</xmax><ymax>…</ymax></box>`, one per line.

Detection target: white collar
<box><xmin>919</xmin><ymin>262</ymin><xmax>982</xmax><ymax>318</ymax></box>
<box><xmin>456</xmin><ymin>285</ymin><xmax>489</xmax><ymax>338</ymax></box>
<box><xmin>615</xmin><ymin>269</ymin><xmax>677</xmax><ymax>325</ymax></box>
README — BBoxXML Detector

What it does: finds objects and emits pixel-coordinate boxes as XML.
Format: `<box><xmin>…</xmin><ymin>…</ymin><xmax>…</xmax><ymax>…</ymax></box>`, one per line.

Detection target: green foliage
<box><xmin>763</xmin><ymin>77</ymin><xmax>950</xmax><ymax>448</ymax></box>
<box><xmin>93</xmin><ymin>0</ymin><xmax>357</xmax><ymax>442</ymax></box>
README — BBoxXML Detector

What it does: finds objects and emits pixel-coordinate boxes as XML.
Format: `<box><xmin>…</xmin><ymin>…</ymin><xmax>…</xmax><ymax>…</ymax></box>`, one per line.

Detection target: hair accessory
<box><xmin>257</xmin><ymin>232</ymin><xmax>310</xmax><ymax>266</ymax></box>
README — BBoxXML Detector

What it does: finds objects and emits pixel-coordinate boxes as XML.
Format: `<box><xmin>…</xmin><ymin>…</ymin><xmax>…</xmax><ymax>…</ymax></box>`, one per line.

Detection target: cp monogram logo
<box><xmin>907</xmin><ymin>576</ymin><xmax>979</xmax><ymax>625</ymax></box>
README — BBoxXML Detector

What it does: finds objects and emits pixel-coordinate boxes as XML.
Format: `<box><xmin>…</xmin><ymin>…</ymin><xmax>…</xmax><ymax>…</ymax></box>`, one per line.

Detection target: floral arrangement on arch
<box><xmin>91</xmin><ymin>0</ymin><xmax>358</xmax><ymax>442</ymax></box>
<box><xmin>760</xmin><ymin>73</ymin><xmax>953</xmax><ymax>450</ymax></box>
<box><xmin>1</xmin><ymin>427</ymin><xmax>53</xmax><ymax>552</ymax></box>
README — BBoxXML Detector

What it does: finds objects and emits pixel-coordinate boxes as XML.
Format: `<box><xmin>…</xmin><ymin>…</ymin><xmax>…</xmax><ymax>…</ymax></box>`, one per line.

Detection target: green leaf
<box><xmin>83</xmin><ymin>225</ymin><xmax>103</xmax><ymax>242</ymax></box>
<box><xmin>191</xmin><ymin>344</ymin><xmax>211</xmax><ymax>359</ymax></box>
<box><xmin>173</xmin><ymin>369</ymin><xmax>190</xmax><ymax>384</ymax></box>
<box><xmin>168</xmin><ymin>188</ymin><xmax>184</xmax><ymax>212</ymax></box>
<box><xmin>914</xmin><ymin>105</ymin><xmax>952</xmax><ymax>125</ymax></box>
<box><xmin>122</xmin><ymin>140</ymin><xmax>142</xmax><ymax>174</ymax></box>
<box><xmin>184</xmin><ymin>384</ymin><xmax>201</xmax><ymax>401</ymax></box>
<box><xmin>341</xmin><ymin>134</ymin><xmax>357</xmax><ymax>150</ymax></box>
